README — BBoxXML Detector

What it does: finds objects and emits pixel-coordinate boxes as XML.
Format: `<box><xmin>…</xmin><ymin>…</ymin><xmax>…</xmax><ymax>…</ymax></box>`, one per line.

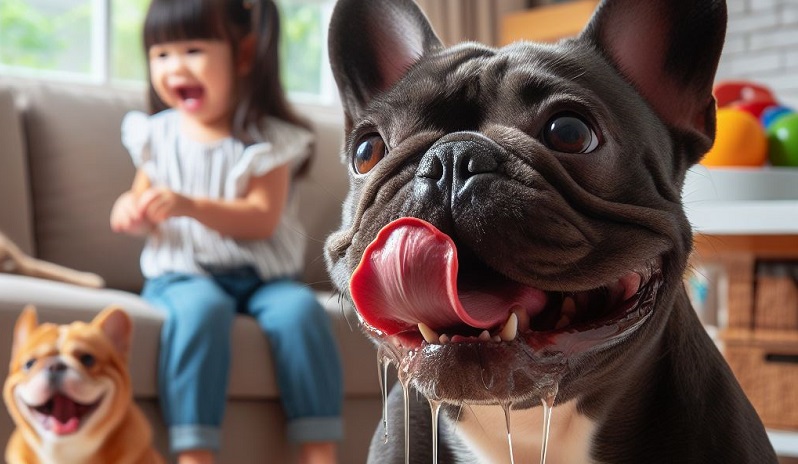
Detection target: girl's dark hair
<box><xmin>142</xmin><ymin>0</ymin><xmax>313</xmax><ymax>175</ymax></box>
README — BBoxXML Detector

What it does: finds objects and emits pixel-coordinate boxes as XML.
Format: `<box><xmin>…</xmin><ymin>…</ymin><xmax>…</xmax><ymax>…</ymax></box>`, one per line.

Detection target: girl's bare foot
<box><xmin>177</xmin><ymin>450</ymin><xmax>215</xmax><ymax>464</ymax></box>
<box><xmin>298</xmin><ymin>442</ymin><xmax>338</xmax><ymax>464</ymax></box>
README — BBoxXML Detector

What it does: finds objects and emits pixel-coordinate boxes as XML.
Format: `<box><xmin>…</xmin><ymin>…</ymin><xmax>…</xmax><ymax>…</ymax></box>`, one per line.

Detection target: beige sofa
<box><xmin>0</xmin><ymin>78</ymin><xmax>381</xmax><ymax>463</ymax></box>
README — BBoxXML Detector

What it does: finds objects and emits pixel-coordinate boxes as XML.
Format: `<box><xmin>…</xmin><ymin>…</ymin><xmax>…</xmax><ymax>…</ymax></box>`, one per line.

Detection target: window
<box><xmin>0</xmin><ymin>0</ymin><xmax>335</xmax><ymax>103</ymax></box>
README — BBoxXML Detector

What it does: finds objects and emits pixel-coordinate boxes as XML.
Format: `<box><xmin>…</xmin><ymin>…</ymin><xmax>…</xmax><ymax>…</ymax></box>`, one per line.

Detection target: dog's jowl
<box><xmin>325</xmin><ymin>0</ymin><xmax>778</xmax><ymax>463</ymax></box>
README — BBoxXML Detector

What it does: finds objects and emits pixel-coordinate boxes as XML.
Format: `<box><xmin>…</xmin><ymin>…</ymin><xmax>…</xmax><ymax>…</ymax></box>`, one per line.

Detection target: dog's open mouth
<box><xmin>351</xmin><ymin>217</ymin><xmax>661</xmax><ymax>366</ymax></box>
<box><xmin>28</xmin><ymin>393</ymin><xmax>102</xmax><ymax>436</ymax></box>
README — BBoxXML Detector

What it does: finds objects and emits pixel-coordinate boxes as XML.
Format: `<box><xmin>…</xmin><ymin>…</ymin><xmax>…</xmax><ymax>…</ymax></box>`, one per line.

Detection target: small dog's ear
<box><xmin>581</xmin><ymin>0</ymin><xmax>727</xmax><ymax>159</ymax></box>
<box><xmin>93</xmin><ymin>306</ymin><xmax>132</xmax><ymax>358</ymax></box>
<box><xmin>328</xmin><ymin>0</ymin><xmax>441</xmax><ymax>131</ymax></box>
<box><xmin>12</xmin><ymin>305</ymin><xmax>39</xmax><ymax>359</ymax></box>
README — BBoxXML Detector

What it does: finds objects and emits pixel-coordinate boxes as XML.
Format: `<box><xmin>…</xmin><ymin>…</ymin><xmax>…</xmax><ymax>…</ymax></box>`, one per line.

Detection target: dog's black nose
<box><xmin>47</xmin><ymin>361</ymin><xmax>68</xmax><ymax>387</ymax></box>
<box><xmin>416</xmin><ymin>132</ymin><xmax>501</xmax><ymax>207</ymax></box>
<box><xmin>49</xmin><ymin>362</ymin><xmax>68</xmax><ymax>373</ymax></box>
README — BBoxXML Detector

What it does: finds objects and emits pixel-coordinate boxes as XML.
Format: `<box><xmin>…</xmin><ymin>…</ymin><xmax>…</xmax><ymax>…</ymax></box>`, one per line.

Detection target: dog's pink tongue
<box><xmin>48</xmin><ymin>417</ymin><xmax>79</xmax><ymax>435</ymax></box>
<box><xmin>48</xmin><ymin>395</ymin><xmax>80</xmax><ymax>435</ymax></box>
<box><xmin>350</xmin><ymin>217</ymin><xmax>545</xmax><ymax>335</ymax></box>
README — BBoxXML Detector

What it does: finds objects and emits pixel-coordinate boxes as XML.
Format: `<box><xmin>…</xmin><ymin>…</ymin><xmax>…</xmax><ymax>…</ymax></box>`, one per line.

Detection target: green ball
<box><xmin>768</xmin><ymin>113</ymin><xmax>798</xmax><ymax>166</ymax></box>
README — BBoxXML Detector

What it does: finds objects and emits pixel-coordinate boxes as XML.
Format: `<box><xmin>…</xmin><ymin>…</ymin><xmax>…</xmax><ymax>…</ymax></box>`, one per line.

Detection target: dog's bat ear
<box><xmin>93</xmin><ymin>306</ymin><xmax>132</xmax><ymax>358</ymax></box>
<box><xmin>328</xmin><ymin>0</ymin><xmax>442</xmax><ymax>131</ymax></box>
<box><xmin>581</xmin><ymin>0</ymin><xmax>727</xmax><ymax>159</ymax></box>
<box><xmin>12</xmin><ymin>305</ymin><xmax>39</xmax><ymax>359</ymax></box>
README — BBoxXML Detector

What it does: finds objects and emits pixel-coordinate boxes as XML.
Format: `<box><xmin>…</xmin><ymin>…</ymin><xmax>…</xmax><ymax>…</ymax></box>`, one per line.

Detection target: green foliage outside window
<box><xmin>1</xmin><ymin>0</ymin><xmax>326</xmax><ymax>98</ymax></box>
<box><xmin>0</xmin><ymin>0</ymin><xmax>60</xmax><ymax>68</ymax></box>
<box><xmin>111</xmin><ymin>0</ymin><xmax>149</xmax><ymax>82</ymax></box>
<box><xmin>0</xmin><ymin>0</ymin><xmax>90</xmax><ymax>73</ymax></box>
<box><xmin>279</xmin><ymin>2</ymin><xmax>323</xmax><ymax>96</ymax></box>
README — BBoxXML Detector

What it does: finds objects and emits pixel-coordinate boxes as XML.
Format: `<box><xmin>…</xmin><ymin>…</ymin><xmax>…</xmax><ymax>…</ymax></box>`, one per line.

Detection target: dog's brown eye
<box><xmin>353</xmin><ymin>134</ymin><xmax>387</xmax><ymax>174</ymax></box>
<box><xmin>543</xmin><ymin>113</ymin><xmax>599</xmax><ymax>154</ymax></box>
<box><xmin>79</xmin><ymin>354</ymin><xmax>96</xmax><ymax>368</ymax></box>
<box><xmin>23</xmin><ymin>359</ymin><xmax>36</xmax><ymax>371</ymax></box>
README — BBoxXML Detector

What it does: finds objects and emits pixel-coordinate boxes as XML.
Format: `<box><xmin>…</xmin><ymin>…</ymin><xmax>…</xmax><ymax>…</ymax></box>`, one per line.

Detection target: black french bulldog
<box><xmin>325</xmin><ymin>0</ymin><xmax>778</xmax><ymax>462</ymax></box>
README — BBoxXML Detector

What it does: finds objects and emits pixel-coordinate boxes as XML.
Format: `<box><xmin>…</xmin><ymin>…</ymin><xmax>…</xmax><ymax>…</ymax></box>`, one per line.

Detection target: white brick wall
<box><xmin>717</xmin><ymin>0</ymin><xmax>798</xmax><ymax>108</ymax></box>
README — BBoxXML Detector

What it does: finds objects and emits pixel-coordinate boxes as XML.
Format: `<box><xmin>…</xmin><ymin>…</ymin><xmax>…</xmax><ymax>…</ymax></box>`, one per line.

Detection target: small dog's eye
<box><xmin>353</xmin><ymin>134</ymin><xmax>387</xmax><ymax>174</ymax></box>
<box><xmin>542</xmin><ymin>113</ymin><xmax>600</xmax><ymax>154</ymax></box>
<box><xmin>23</xmin><ymin>359</ymin><xmax>36</xmax><ymax>371</ymax></box>
<box><xmin>79</xmin><ymin>354</ymin><xmax>96</xmax><ymax>368</ymax></box>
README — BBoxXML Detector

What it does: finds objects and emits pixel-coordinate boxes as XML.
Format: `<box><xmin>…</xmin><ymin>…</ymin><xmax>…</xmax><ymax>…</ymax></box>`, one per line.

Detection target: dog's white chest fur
<box><xmin>455</xmin><ymin>400</ymin><xmax>596</xmax><ymax>464</ymax></box>
<box><xmin>38</xmin><ymin>438</ymin><xmax>102</xmax><ymax>464</ymax></box>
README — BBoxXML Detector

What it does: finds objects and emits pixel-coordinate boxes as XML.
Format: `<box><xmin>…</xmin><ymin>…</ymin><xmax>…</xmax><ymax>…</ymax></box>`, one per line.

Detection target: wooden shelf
<box><xmin>500</xmin><ymin>0</ymin><xmax>599</xmax><ymax>45</ymax></box>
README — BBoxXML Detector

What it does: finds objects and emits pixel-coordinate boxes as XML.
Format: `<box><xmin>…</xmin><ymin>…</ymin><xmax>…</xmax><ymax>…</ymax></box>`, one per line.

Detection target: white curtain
<box><xmin>415</xmin><ymin>0</ymin><xmax>532</xmax><ymax>46</ymax></box>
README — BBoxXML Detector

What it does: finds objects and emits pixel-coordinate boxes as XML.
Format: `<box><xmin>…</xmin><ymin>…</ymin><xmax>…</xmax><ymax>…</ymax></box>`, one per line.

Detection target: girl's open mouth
<box><xmin>175</xmin><ymin>85</ymin><xmax>204</xmax><ymax>111</ymax></box>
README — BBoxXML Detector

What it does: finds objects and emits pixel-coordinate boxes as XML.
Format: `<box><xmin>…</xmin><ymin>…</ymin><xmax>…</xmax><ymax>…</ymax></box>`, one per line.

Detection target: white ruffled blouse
<box><xmin>121</xmin><ymin>109</ymin><xmax>313</xmax><ymax>280</ymax></box>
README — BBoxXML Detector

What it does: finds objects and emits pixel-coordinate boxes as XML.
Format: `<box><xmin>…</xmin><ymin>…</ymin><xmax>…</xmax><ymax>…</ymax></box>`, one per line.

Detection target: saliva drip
<box><xmin>375</xmin><ymin>340</ymin><xmax>565</xmax><ymax>464</ymax></box>
<box><xmin>400</xmin><ymin>375</ymin><xmax>411</xmax><ymax>464</ymax></box>
<box><xmin>377</xmin><ymin>350</ymin><xmax>391</xmax><ymax>444</ymax></box>
<box><xmin>502</xmin><ymin>403</ymin><xmax>516</xmax><ymax>464</ymax></box>
<box><xmin>428</xmin><ymin>398</ymin><xmax>442</xmax><ymax>464</ymax></box>
<box><xmin>539</xmin><ymin>384</ymin><xmax>558</xmax><ymax>464</ymax></box>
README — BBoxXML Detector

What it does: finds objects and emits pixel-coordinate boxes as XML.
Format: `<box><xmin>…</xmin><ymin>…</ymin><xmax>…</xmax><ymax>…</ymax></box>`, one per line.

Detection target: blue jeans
<box><xmin>142</xmin><ymin>268</ymin><xmax>343</xmax><ymax>454</ymax></box>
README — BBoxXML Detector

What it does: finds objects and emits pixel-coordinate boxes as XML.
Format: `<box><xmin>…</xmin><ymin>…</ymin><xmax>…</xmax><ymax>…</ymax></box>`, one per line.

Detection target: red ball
<box><xmin>731</xmin><ymin>98</ymin><xmax>778</xmax><ymax>120</ymax></box>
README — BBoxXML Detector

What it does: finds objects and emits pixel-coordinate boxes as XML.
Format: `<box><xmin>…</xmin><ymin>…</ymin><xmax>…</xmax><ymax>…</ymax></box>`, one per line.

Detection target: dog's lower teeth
<box><xmin>418</xmin><ymin>312</ymin><xmax>520</xmax><ymax>345</ymax></box>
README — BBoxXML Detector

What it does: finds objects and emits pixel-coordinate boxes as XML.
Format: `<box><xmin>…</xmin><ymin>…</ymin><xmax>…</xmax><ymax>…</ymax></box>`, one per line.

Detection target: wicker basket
<box><xmin>754</xmin><ymin>261</ymin><xmax>798</xmax><ymax>330</ymax></box>
<box><xmin>722</xmin><ymin>328</ymin><xmax>798</xmax><ymax>430</ymax></box>
<box><xmin>718</xmin><ymin>254</ymin><xmax>756</xmax><ymax>329</ymax></box>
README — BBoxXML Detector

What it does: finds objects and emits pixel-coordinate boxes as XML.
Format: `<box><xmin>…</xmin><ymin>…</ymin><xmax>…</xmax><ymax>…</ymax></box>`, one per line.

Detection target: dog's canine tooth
<box><xmin>512</xmin><ymin>307</ymin><xmax>529</xmax><ymax>332</ymax></box>
<box><xmin>418</xmin><ymin>323</ymin><xmax>439</xmax><ymax>344</ymax></box>
<box><xmin>499</xmin><ymin>312</ymin><xmax>518</xmax><ymax>342</ymax></box>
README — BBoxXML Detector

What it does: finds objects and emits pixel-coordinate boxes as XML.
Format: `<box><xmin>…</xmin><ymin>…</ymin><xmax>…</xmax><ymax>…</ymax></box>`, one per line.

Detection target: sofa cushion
<box><xmin>0</xmin><ymin>87</ymin><xmax>34</xmax><ymax>255</ymax></box>
<box><xmin>16</xmin><ymin>82</ymin><xmax>147</xmax><ymax>292</ymax></box>
<box><xmin>0</xmin><ymin>274</ymin><xmax>379</xmax><ymax>399</ymax></box>
<box><xmin>291</xmin><ymin>105</ymin><xmax>350</xmax><ymax>289</ymax></box>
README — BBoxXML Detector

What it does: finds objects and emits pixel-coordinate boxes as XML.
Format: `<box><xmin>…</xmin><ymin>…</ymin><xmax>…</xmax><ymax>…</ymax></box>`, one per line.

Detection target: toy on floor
<box><xmin>0</xmin><ymin>231</ymin><xmax>105</xmax><ymax>288</ymax></box>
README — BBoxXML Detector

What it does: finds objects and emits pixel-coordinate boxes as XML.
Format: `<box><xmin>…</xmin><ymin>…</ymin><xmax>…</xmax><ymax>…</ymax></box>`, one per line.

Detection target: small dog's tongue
<box><xmin>48</xmin><ymin>417</ymin><xmax>79</xmax><ymax>435</ymax></box>
<box><xmin>48</xmin><ymin>394</ymin><xmax>81</xmax><ymax>435</ymax></box>
<box><xmin>350</xmin><ymin>217</ymin><xmax>545</xmax><ymax>335</ymax></box>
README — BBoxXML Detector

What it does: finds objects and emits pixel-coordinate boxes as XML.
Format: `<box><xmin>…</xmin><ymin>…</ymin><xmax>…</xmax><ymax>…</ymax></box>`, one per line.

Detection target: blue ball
<box><xmin>761</xmin><ymin>105</ymin><xmax>794</xmax><ymax>128</ymax></box>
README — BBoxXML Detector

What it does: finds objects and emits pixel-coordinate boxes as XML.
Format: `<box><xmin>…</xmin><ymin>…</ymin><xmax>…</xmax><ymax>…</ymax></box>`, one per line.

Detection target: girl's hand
<box><xmin>110</xmin><ymin>191</ymin><xmax>153</xmax><ymax>236</ymax></box>
<box><xmin>137</xmin><ymin>187</ymin><xmax>192</xmax><ymax>224</ymax></box>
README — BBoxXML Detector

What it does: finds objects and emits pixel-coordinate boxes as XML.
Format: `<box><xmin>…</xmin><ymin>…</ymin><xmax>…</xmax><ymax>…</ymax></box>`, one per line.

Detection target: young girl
<box><xmin>109</xmin><ymin>1</ymin><xmax>342</xmax><ymax>463</ymax></box>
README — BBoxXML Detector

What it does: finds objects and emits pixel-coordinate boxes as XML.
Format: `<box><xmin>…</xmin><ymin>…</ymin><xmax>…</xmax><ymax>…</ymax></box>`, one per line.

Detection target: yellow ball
<box><xmin>702</xmin><ymin>108</ymin><xmax>768</xmax><ymax>167</ymax></box>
